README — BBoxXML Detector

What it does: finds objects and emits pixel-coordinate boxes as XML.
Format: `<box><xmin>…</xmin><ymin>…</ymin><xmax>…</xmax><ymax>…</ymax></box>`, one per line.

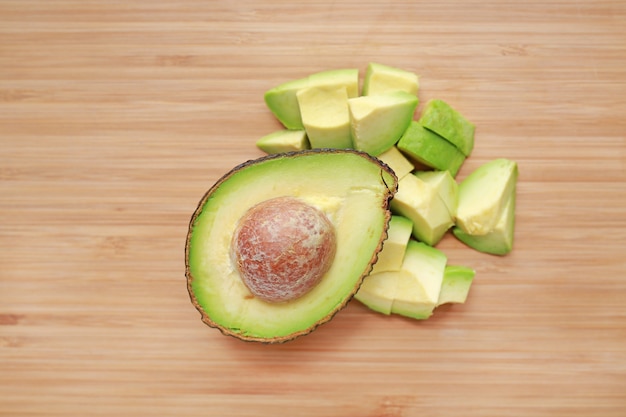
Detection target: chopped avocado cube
<box><xmin>263</xmin><ymin>69</ymin><xmax>359</xmax><ymax>130</ymax></box>
<box><xmin>419</xmin><ymin>99</ymin><xmax>475</xmax><ymax>156</ymax></box>
<box><xmin>308</xmin><ymin>68</ymin><xmax>359</xmax><ymax>98</ymax></box>
<box><xmin>455</xmin><ymin>158</ymin><xmax>518</xmax><ymax>236</ymax></box>
<box><xmin>415</xmin><ymin>170</ymin><xmax>459</xmax><ymax>219</ymax></box>
<box><xmin>390</xmin><ymin>173</ymin><xmax>454</xmax><ymax>246</ymax></box>
<box><xmin>391</xmin><ymin>241</ymin><xmax>447</xmax><ymax>319</ymax></box>
<box><xmin>264</xmin><ymin>77</ymin><xmax>309</xmax><ymax>130</ymax></box>
<box><xmin>437</xmin><ymin>265</ymin><xmax>475</xmax><ymax>306</ymax></box>
<box><xmin>377</xmin><ymin>146</ymin><xmax>415</xmax><ymax>180</ymax></box>
<box><xmin>355</xmin><ymin>270</ymin><xmax>399</xmax><ymax>315</ymax></box>
<box><xmin>397</xmin><ymin>121</ymin><xmax>466</xmax><ymax>177</ymax></box>
<box><xmin>362</xmin><ymin>62</ymin><xmax>419</xmax><ymax>96</ymax></box>
<box><xmin>390</xmin><ymin>271</ymin><xmax>435</xmax><ymax>320</ymax></box>
<box><xmin>357</xmin><ymin>240</ymin><xmax>447</xmax><ymax>320</ymax></box>
<box><xmin>453</xmin><ymin>184</ymin><xmax>517</xmax><ymax>255</ymax></box>
<box><xmin>296</xmin><ymin>85</ymin><xmax>352</xmax><ymax>149</ymax></box>
<box><xmin>399</xmin><ymin>241</ymin><xmax>447</xmax><ymax>305</ymax></box>
<box><xmin>371</xmin><ymin>215</ymin><xmax>413</xmax><ymax>274</ymax></box>
<box><xmin>348</xmin><ymin>91</ymin><xmax>418</xmax><ymax>156</ymax></box>
<box><xmin>256</xmin><ymin>129</ymin><xmax>310</xmax><ymax>154</ymax></box>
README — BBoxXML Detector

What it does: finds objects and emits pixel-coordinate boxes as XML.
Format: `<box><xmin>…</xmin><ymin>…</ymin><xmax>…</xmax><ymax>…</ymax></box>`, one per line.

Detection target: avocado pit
<box><xmin>231</xmin><ymin>196</ymin><xmax>337</xmax><ymax>303</ymax></box>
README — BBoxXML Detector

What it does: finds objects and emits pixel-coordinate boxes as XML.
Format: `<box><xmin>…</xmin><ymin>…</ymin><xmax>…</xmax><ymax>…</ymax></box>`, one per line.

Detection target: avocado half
<box><xmin>185</xmin><ymin>149</ymin><xmax>398</xmax><ymax>343</ymax></box>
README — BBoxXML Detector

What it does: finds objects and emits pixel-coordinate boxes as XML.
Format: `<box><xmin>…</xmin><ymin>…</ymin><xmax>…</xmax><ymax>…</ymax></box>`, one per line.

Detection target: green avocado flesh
<box><xmin>397</xmin><ymin>121</ymin><xmax>466</xmax><ymax>177</ymax></box>
<box><xmin>419</xmin><ymin>99</ymin><xmax>475</xmax><ymax>156</ymax></box>
<box><xmin>437</xmin><ymin>265</ymin><xmax>475</xmax><ymax>306</ymax></box>
<box><xmin>453</xmin><ymin>187</ymin><xmax>517</xmax><ymax>255</ymax></box>
<box><xmin>186</xmin><ymin>149</ymin><xmax>397</xmax><ymax>343</ymax></box>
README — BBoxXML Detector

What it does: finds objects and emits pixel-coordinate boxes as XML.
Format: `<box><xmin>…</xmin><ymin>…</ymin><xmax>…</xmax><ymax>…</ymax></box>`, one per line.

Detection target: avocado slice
<box><xmin>398</xmin><ymin>240</ymin><xmax>447</xmax><ymax>307</ymax></box>
<box><xmin>415</xmin><ymin>170</ymin><xmax>459</xmax><ymax>219</ymax></box>
<box><xmin>455</xmin><ymin>158</ymin><xmax>518</xmax><ymax>236</ymax></box>
<box><xmin>256</xmin><ymin>129</ymin><xmax>309</xmax><ymax>154</ymax></box>
<box><xmin>362</xmin><ymin>62</ymin><xmax>419</xmax><ymax>96</ymax></box>
<box><xmin>308</xmin><ymin>68</ymin><xmax>359</xmax><ymax>98</ymax></box>
<box><xmin>453</xmin><ymin>185</ymin><xmax>517</xmax><ymax>255</ymax></box>
<box><xmin>377</xmin><ymin>146</ymin><xmax>415</xmax><ymax>180</ymax></box>
<box><xmin>264</xmin><ymin>77</ymin><xmax>309</xmax><ymax>130</ymax></box>
<box><xmin>356</xmin><ymin>240</ymin><xmax>447</xmax><ymax>320</ymax></box>
<box><xmin>370</xmin><ymin>215</ymin><xmax>413</xmax><ymax>274</ymax></box>
<box><xmin>354</xmin><ymin>270</ymin><xmax>398</xmax><ymax>315</ymax></box>
<box><xmin>437</xmin><ymin>265</ymin><xmax>475</xmax><ymax>306</ymax></box>
<box><xmin>396</xmin><ymin>121</ymin><xmax>466</xmax><ymax>177</ymax></box>
<box><xmin>348</xmin><ymin>91</ymin><xmax>419</xmax><ymax>156</ymax></box>
<box><xmin>390</xmin><ymin>173</ymin><xmax>454</xmax><ymax>246</ymax></box>
<box><xmin>297</xmin><ymin>85</ymin><xmax>353</xmax><ymax>149</ymax></box>
<box><xmin>418</xmin><ymin>99</ymin><xmax>475</xmax><ymax>156</ymax></box>
<box><xmin>186</xmin><ymin>149</ymin><xmax>398</xmax><ymax>343</ymax></box>
<box><xmin>264</xmin><ymin>69</ymin><xmax>359</xmax><ymax>130</ymax></box>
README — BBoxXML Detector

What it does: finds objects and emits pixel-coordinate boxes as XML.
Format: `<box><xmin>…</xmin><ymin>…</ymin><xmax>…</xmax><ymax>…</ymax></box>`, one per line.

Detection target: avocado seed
<box><xmin>231</xmin><ymin>196</ymin><xmax>337</xmax><ymax>303</ymax></box>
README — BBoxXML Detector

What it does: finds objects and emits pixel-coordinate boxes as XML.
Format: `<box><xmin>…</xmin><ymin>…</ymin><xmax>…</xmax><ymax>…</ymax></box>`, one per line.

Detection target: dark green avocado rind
<box><xmin>185</xmin><ymin>149</ymin><xmax>398</xmax><ymax>343</ymax></box>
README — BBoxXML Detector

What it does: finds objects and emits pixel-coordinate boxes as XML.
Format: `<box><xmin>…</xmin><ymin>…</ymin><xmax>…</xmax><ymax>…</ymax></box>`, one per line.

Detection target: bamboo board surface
<box><xmin>1</xmin><ymin>1</ymin><xmax>625</xmax><ymax>416</ymax></box>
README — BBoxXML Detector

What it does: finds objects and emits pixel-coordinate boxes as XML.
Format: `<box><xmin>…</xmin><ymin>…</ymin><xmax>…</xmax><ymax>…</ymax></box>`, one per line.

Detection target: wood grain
<box><xmin>1</xmin><ymin>1</ymin><xmax>625</xmax><ymax>416</ymax></box>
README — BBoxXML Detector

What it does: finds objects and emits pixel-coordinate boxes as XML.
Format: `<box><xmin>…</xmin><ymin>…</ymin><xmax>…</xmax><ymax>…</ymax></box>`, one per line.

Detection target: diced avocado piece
<box><xmin>390</xmin><ymin>271</ymin><xmax>435</xmax><ymax>320</ymax></box>
<box><xmin>453</xmin><ymin>185</ymin><xmax>517</xmax><ymax>255</ymax></box>
<box><xmin>391</xmin><ymin>241</ymin><xmax>447</xmax><ymax>319</ymax></box>
<box><xmin>390</xmin><ymin>173</ymin><xmax>454</xmax><ymax>246</ymax></box>
<box><xmin>357</xmin><ymin>240</ymin><xmax>447</xmax><ymax>320</ymax></box>
<box><xmin>297</xmin><ymin>85</ymin><xmax>352</xmax><ymax>149</ymax></box>
<box><xmin>419</xmin><ymin>99</ymin><xmax>475</xmax><ymax>156</ymax></box>
<box><xmin>437</xmin><ymin>265</ymin><xmax>475</xmax><ymax>306</ymax></box>
<box><xmin>371</xmin><ymin>215</ymin><xmax>413</xmax><ymax>274</ymax></box>
<box><xmin>186</xmin><ymin>149</ymin><xmax>398</xmax><ymax>343</ymax></box>
<box><xmin>264</xmin><ymin>77</ymin><xmax>309</xmax><ymax>130</ymax></box>
<box><xmin>348</xmin><ymin>91</ymin><xmax>419</xmax><ymax>156</ymax></box>
<box><xmin>354</xmin><ymin>270</ymin><xmax>398</xmax><ymax>315</ymax></box>
<box><xmin>455</xmin><ymin>158</ymin><xmax>518</xmax><ymax>236</ymax></box>
<box><xmin>362</xmin><ymin>62</ymin><xmax>419</xmax><ymax>96</ymax></box>
<box><xmin>399</xmin><ymin>241</ymin><xmax>447</xmax><ymax>305</ymax></box>
<box><xmin>308</xmin><ymin>68</ymin><xmax>359</xmax><ymax>98</ymax></box>
<box><xmin>377</xmin><ymin>146</ymin><xmax>415</xmax><ymax>180</ymax></box>
<box><xmin>256</xmin><ymin>129</ymin><xmax>310</xmax><ymax>154</ymax></box>
<box><xmin>397</xmin><ymin>121</ymin><xmax>466</xmax><ymax>177</ymax></box>
<box><xmin>415</xmin><ymin>170</ymin><xmax>459</xmax><ymax>218</ymax></box>
<box><xmin>263</xmin><ymin>69</ymin><xmax>359</xmax><ymax>130</ymax></box>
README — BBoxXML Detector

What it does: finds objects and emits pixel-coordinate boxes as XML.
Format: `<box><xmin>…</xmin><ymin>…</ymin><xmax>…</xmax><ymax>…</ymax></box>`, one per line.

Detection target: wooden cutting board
<box><xmin>1</xmin><ymin>1</ymin><xmax>624</xmax><ymax>416</ymax></box>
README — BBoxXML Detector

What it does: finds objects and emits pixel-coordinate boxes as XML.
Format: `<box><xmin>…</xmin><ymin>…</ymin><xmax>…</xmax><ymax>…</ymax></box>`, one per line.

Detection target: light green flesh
<box><xmin>419</xmin><ymin>99</ymin><xmax>475</xmax><ymax>156</ymax></box>
<box><xmin>187</xmin><ymin>150</ymin><xmax>397</xmax><ymax>341</ymax></box>
<box><xmin>377</xmin><ymin>146</ymin><xmax>415</xmax><ymax>180</ymax></box>
<box><xmin>390</xmin><ymin>271</ymin><xmax>434</xmax><ymax>320</ymax></box>
<box><xmin>349</xmin><ymin>91</ymin><xmax>418</xmax><ymax>156</ymax></box>
<box><xmin>371</xmin><ymin>215</ymin><xmax>413</xmax><ymax>274</ymax></box>
<box><xmin>415</xmin><ymin>170</ymin><xmax>459</xmax><ymax>219</ymax></box>
<box><xmin>362</xmin><ymin>62</ymin><xmax>419</xmax><ymax>96</ymax></box>
<box><xmin>357</xmin><ymin>241</ymin><xmax>446</xmax><ymax>320</ymax></box>
<box><xmin>397</xmin><ymin>121</ymin><xmax>466</xmax><ymax>177</ymax></box>
<box><xmin>355</xmin><ymin>271</ymin><xmax>398</xmax><ymax>315</ymax></box>
<box><xmin>456</xmin><ymin>158</ymin><xmax>518</xmax><ymax>236</ymax></box>
<box><xmin>390</xmin><ymin>173</ymin><xmax>454</xmax><ymax>246</ymax></box>
<box><xmin>453</xmin><ymin>187</ymin><xmax>516</xmax><ymax>255</ymax></box>
<box><xmin>437</xmin><ymin>265</ymin><xmax>475</xmax><ymax>306</ymax></box>
<box><xmin>297</xmin><ymin>85</ymin><xmax>352</xmax><ymax>149</ymax></box>
<box><xmin>256</xmin><ymin>129</ymin><xmax>310</xmax><ymax>154</ymax></box>
<box><xmin>264</xmin><ymin>77</ymin><xmax>309</xmax><ymax>130</ymax></box>
<box><xmin>308</xmin><ymin>68</ymin><xmax>359</xmax><ymax>98</ymax></box>
<box><xmin>399</xmin><ymin>240</ymin><xmax>447</xmax><ymax>305</ymax></box>
<box><xmin>263</xmin><ymin>69</ymin><xmax>359</xmax><ymax>131</ymax></box>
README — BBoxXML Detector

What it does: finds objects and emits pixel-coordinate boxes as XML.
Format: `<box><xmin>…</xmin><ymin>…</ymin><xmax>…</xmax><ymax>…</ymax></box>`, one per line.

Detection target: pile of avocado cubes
<box><xmin>257</xmin><ymin>63</ymin><xmax>518</xmax><ymax>321</ymax></box>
